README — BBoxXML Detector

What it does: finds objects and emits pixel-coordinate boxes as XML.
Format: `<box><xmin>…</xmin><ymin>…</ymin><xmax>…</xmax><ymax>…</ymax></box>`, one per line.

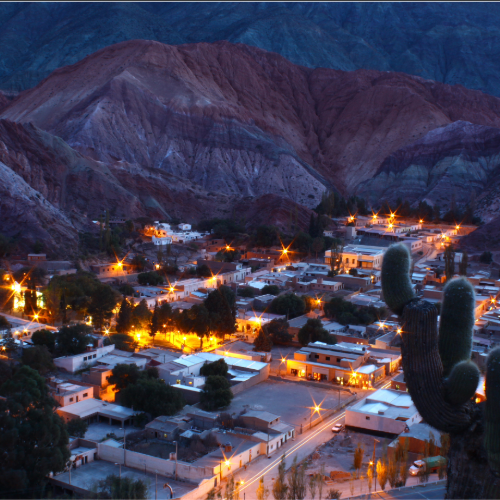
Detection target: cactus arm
<box><xmin>444</xmin><ymin>360</ymin><xmax>480</xmax><ymax>407</ymax></box>
<box><xmin>400</xmin><ymin>299</ymin><xmax>473</xmax><ymax>433</ymax></box>
<box><xmin>438</xmin><ymin>277</ymin><xmax>476</xmax><ymax>377</ymax></box>
<box><xmin>485</xmin><ymin>347</ymin><xmax>500</xmax><ymax>474</ymax></box>
<box><xmin>381</xmin><ymin>243</ymin><xmax>415</xmax><ymax>316</ymax></box>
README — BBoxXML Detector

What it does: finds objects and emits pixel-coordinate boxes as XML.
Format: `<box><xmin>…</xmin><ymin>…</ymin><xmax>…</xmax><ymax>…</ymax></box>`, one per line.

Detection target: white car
<box><xmin>332</xmin><ymin>424</ymin><xmax>343</xmax><ymax>433</ymax></box>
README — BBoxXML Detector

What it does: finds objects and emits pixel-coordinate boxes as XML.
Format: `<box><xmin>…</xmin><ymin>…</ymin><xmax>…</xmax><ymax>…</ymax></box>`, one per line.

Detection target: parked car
<box><xmin>332</xmin><ymin>423</ymin><xmax>343</xmax><ymax>433</ymax></box>
<box><xmin>409</xmin><ymin>456</ymin><xmax>446</xmax><ymax>476</ymax></box>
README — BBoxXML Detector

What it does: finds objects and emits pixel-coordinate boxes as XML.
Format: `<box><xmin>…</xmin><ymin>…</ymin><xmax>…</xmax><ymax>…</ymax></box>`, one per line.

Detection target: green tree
<box><xmin>87</xmin><ymin>283</ymin><xmax>120</xmax><ymax>330</ymax></box>
<box><xmin>138</xmin><ymin>271</ymin><xmax>164</xmax><ymax>286</ymax></box>
<box><xmin>56</xmin><ymin>324</ymin><xmax>93</xmax><ymax>356</ymax></box>
<box><xmin>119</xmin><ymin>283</ymin><xmax>135</xmax><ymax>296</ymax></box>
<box><xmin>311</xmin><ymin>237</ymin><xmax>325</xmax><ymax>260</ymax></box>
<box><xmin>270</xmin><ymin>293</ymin><xmax>305</xmax><ymax>319</ymax></box>
<box><xmin>263</xmin><ymin>319</ymin><xmax>291</xmax><ymax>345</ymax></box>
<box><xmin>458</xmin><ymin>251</ymin><xmax>468</xmax><ymax>276</ymax></box>
<box><xmin>67</xmin><ymin>418</ymin><xmax>88</xmax><ymax>438</ymax></box>
<box><xmin>238</xmin><ymin>287</ymin><xmax>255</xmax><ymax>298</ymax></box>
<box><xmin>91</xmin><ymin>474</ymin><xmax>147</xmax><ymax>499</ymax></box>
<box><xmin>261</xmin><ymin>285</ymin><xmax>280</xmax><ymax>296</ymax></box>
<box><xmin>254</xmin><ymin>225</ymin><xmax>278</xmax><ymax>248</ymax></box>
<box><xmin>21</xmin><ymin>345</ymin><xmax>55</xmax><ymax>375</ymax></box>
<box><xmin>200</xmin><ymin>375</ymin><xmax>233</xmax><ymax>410</ymax></box>
<box><xmin>158</xmin><ymin>302</ymin><xmax>172</xmax><ymax>332</ymax></box>
<box><xmin>132</xmin><ymin>299</ymin><xmax>152</xmax><ymax>330</ymax></box>
<box><xmin>120</xmin><ymin>379</ymin><xmax>185</xmax><ymax>418</ymax></box>
<box><xmin>149</xmin><ymin>302</ymin><xmax>161</xmax><ymax>344</ymax></box>
<box><xmin>107</xmin><ymin>333</ymin><xmax>135</xmax><ymax>352</ymax></box>
<box><xmin>116</xmin><ymin>298</ymin><xmax>134</xmax><ymax>333</ymax></box>
<box><xmin>0</xmin><ymin>233</ymin><xmax>14</xmax><ymax>258</ymax></box>
<box><xmin>200</xmin><ymin>359</ymin><xmax>229</xmax><ymax>377</ymax></box>
<box><xmin>353</xmin><ymin>443</ymin><xmax>364</xmax><ymax>476</ymax></box>
<box><xmin>298</xmin><ymin>318</ymin><xmax>335</xmax><ymax>346</ymax></box>
<box><xmin>272</xmin><ymin>455</ymin><xmax>288</xmax><ymax>500</ymax></box>
<box><xmin>287</xmin><ymin>456</ymin><xmax>307</xmax><ymax>500</ymax></box>
<box><xmin>328</xmin><ymin>239</ymin><xmax>343</xmax><ymax>276</ymax></box>
<box><xmin>204</xmin><ymin>288</ymin><xmax>236</xmax><ymax>339</ymax></box>
<box><xmin>0</xmin><ymin>366</ymin><xmax>70</xmax><ymax>496</ymax></box>
<box><xmin>131</xmin><ymin>255</ymin><xmax>146</xmax><ymax>271</ymax></box>
<box><xmin>254</xmin><ymin>329</ymin><xmax>273</xmax><ymax>352</ymax></box>
<box><xmin>107</xmin><ymin>364</ymin><xmax>143</xmax><ymax>390</ymax></box>
<box><xmin>196</xmin><ymin>264</ymin><xmax>212</xmax><ymax>277</ymax></box>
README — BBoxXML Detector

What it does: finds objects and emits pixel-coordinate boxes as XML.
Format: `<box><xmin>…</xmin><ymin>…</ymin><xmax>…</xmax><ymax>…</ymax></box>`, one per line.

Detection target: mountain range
<box><xmin>1</xmin><ymin>3</ymin><xmax>500</xmax><ymax>97</ymax></box>
<box><xmin>2</xmin><ymin>38</ymin><xmax>500</xmax><ymax>253</ymax></box>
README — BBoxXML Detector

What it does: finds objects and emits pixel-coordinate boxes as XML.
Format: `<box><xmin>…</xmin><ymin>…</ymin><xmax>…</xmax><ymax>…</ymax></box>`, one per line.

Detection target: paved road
<box><xmin>347</xmin><ymin>480</ymin><xmax>446</xmax><ymax>499</ymax></box>
<box><xmin>233</xmin><ymin>380</ymin><xmax>393</xmax><ymax>499</ymax></box>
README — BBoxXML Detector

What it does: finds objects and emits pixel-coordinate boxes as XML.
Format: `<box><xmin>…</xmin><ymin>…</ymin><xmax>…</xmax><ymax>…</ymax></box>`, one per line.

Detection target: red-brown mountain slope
<box><xmin>4</xmin><ymin>39</ymin><xmax>500</xmax><ymax>198</ymax></box>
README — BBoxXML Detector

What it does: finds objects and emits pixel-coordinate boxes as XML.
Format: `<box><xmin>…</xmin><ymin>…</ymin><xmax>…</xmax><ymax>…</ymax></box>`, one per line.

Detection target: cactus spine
<box><xmin>382</xmin><ymin>242</ymin><xmax>500</xmax><ymax>498</ymax></box>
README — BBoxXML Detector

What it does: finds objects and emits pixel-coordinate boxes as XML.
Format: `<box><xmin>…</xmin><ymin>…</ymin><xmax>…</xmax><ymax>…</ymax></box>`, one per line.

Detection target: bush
<box><xmin>480</xmin><ymin>251</ymin><xmax>493</xmax><ymax>264</ymax></box>
<box><xmin>31</xmin><ymin>329</ymin><xmax>56</xmax><ymax>353</ymax></box>
<box><xmin>118</xmin><ymin>283</ymin><xmax>135</xmax><ymax>296</ymax></box>
<box><xmin>298</xmin><ymin>318</ymin><xmax>336</xmax><ymax>346</ymax></box>
<box><xmin>21</xmin><ymin>346</ymin><xmax>55</xmax><ymax>375</ymax></box>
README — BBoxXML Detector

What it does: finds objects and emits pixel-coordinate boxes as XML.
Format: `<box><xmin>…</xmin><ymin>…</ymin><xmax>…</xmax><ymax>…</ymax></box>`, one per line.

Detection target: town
<box><xmin>0</xmin><ymin>208</ymin><xmax>494</xmax><ymax>500</ymax></box>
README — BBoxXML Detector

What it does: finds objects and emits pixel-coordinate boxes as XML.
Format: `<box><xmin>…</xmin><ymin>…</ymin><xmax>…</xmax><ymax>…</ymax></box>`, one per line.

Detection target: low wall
<box><xmin>97</xmin><ymin>443</ymin><xmax>215</xmax><ymax>481</ymax></box>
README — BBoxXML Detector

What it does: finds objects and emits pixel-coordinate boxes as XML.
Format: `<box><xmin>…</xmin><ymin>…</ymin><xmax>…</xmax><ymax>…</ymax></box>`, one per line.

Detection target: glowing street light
<box><xmin>33</xmin><ymin>313</ymin><xmax>39</xmax><ymax>321</ymax></box>
<box><xmin>419</xmin><ymin>219</ymin><xmax>423</xmax><ymax>224</ymax></box>
<box><xmin>117</xmin><ymin>261</ymin><xmax>123</xmax><ymax>268</ymax></box>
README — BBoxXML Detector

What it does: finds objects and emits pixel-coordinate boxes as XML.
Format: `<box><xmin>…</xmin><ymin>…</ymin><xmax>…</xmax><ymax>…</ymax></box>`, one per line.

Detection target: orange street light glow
<box><xmin>33</xmin><ymin>314</ymin><xmax>39</xmax><ymax>321</ymax></box>
<box><xmin>419</xmin><ymin>219</ymin><xmax>423</xmax><ymax>223</ymax></box>
<box><xmin>225</xmin><ymin>460</ymin><xmax>231</xmax><ymax>467</ymax></box>
<box><xmin>117</xmin><ymin>261</ymin><xmax>123</xmax><ymax>268</ymax></box>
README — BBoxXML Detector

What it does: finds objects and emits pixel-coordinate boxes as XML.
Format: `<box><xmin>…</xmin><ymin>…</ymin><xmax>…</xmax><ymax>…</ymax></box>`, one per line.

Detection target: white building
<box><xmin>178</xmin><ymin>223</ymin><xmax>192</xmax><ymax>231</ymax></box>
<box><xmin>346</xmin><ymin>388</ymin><xmax>421</xmax><ymax>434</ymax></box>
<box><xmin>326</xmin><ymin>245</ymin><xmax>385</xmax><ymax>271</ymax></box>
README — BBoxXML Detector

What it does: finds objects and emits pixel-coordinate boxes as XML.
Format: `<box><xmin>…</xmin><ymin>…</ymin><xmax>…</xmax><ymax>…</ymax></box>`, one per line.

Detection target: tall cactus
<box><xmin>382</xmin><ymin>243</ymin><xmax>500</xmax><ymax>498</ymax></box>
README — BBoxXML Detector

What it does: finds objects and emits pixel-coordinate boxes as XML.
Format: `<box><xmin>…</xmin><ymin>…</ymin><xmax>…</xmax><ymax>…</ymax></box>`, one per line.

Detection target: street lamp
<box><xmin>119</xmin><ymin>426</ymin><xmax>127</xmax><ymax>466</ymax></box>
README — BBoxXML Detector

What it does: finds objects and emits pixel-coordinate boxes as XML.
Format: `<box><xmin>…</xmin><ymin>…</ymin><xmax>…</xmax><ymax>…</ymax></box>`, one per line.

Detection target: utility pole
<box><xmin>115</xmin><ymin>463</ymin><xmax>122</xmax><ymax>479</ymax></box>
<box><xmin>155</xmin><ymin>472</ymin><xmax>158</xmax><ymax>500</ymax></box>
<box><xmin>372</xmin><ymin>438</ymin><xmax>380</xmax><ymax>483</ymax></box>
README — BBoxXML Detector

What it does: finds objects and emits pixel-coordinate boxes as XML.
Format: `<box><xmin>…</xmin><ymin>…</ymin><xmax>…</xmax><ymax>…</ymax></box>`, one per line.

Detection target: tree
<box><xmin>138</xmin><ymin>271</ymin><xmax>164</xmax><ymax>286</ymax></box>
<box><xmin>348</xmin><ymin>268</ymin><xmax>358</xmax><ymax>276</ymax></box>
<box><xmin>353</xmin><ymin>443</ymin><xmax>364</xmax><ymax>476</ymax></box>
<box><xmin>317</xmin><ymin>465</ymin><xmax>326</xmax><ymax>500</ymax></box>
<box><xmin>200</xmin><ymin>359</ymin><xmax>229</xmax><ymax>377</ymax></box>
<box><xmin>287</xmin><ymin>456</ymin><xmax>307</xmax><ymax>500</ymax></box>
<box><xmin>328</xmin><ymin>239</ymin><xmax>343</xmax><ymax>276</ymax></box>
<box><xmin>119</xmin><ymin>283</ymin><xmax>135</xmax><ymax>296</ymax></box>
<box><xmin>480</xmin><ymin>251</ymin><xmax>493</xmax><ymax>264</ymax></box>
<box><xmin>21</xmin><ymin>345</ymin><xmax>55</xmax><ymax>375</ymax></box>
<box><xmin>0</xmin><ymin>366</ymin><xmax>70</xmax><ymax>496</ymax></box>
<box><xmin>57</xmin><ymin>324</ymin><xmax>93</xmax><ymax>356</ymax></box>
<box><xmin>261</xmin><ymin>285</ymin><xmax>280</xmax><ymax>296</ymax></box>
<box><xmin>263</xmin><ymin>319</ymin><xmax>291</xmax><ymax>345</ymax></box>
<box><xmin>132</xmin><ymin>299</ymin><xmax>152</xmax><ymax>330</ymax></box>
<box><xmin>376</xmin><ymin>457</ymin><xmax>388</xmax><ymax>490</ymax></box>
<box><xmin>186</xmin><ymin>304</ymin><xmax>211</xmax><ymax>347</ymax></box>
<box><xmin>325</xmin><ymin>490</ymin><xmax>341</xmax><ymax>499</ymax></box>
<box><xmin>120</xmin><ymin>379</ymin><xmax>185</xmax><ymax>418</ymax></box>
<box><xmin>270</xmin><ymin>293</ymin><xmax>305</xmax><ymax>319</ymax></box>
<box><xmin>272</xmin><ymin>455</ymin><xmax>288</xmax><ymax>500</ymax></box>
<box><xmin>238</xmin><ymin>287</ymin><xmax>255</xmax><ymax>298</ymax></box>
<box><xmin>0</xmin><ymin>233</ymin><xmax>14</xmax><ymax>258</ymax></box>
<box><xmin>311</xmin><ymin>237</ymin><xmax>325</xmax><ymax>260</ymax></box>
<box><xmin>91</xmin><ymin>474</ymin><xmax>147</xmax><ymax>499</ymax></box>
<box><xmin>254</xmin><ymin>329</ymin><xmax>273</xmax><ymax>352</ymax></box>
<box><xmin>298</xmin><ymin>318</ymin><xmax>335</xmax><ymax>346</ymax></box>
<box><xmin>107</xmin><ymin>363</ymin><xmax>143</xmax><ymax>390</ymax></box>
<box><xmin>116</xmin><ymin>298</ymin><xmax>134</xmax><ymax>333</ymax></box>
<box><xmin>67</xmin><ymin>418</ymin><xmax>88</xmax><ymax>438</ymax></box>
<box><xmin>257</xmin><ymin>476</ymin><xmax>270</xmax><ymax>500</ymax></box>
<box><xmin>1</xmin><ymin>333</ymin><xmax>18</xmax><ymax>359</ymax></box>
<box><xmin>31</xmin><ymin>329</ymin><xmax>55</xmax><ymax>352</ymax></box>
<box><xmin>458</xmin><ymin>251</ymin><xmax>468</xmax><ymax>276</ymax></box>
<box><xmin>309</xmin><ymin>475</ymin><xmax>317</xmax><ymax>500</ymax></box>
<box><xmin>444</xmin><ymin>244</ymin><xmax>455</xmax><ymax>281</ymax></box>
<box><xmin>149</xmin><ymin>302</ymin><xmax>161</xmax><ymax>344</ymax></box>
<box><xmin>87</xmin><ymin>283</ymin><xmax>120</xmax><ymax>330</ymax></box>
<box><xmin>200</xmin><ymin>375</ymin><xmax>233</xmax><ymax>410</ymax></box>
<box><xmin>204</xmin><ymin>288</ymin><xmax>236</xmax><ymax>339</ymax></box>
<box><xmin>107</xmin><ymin>333</ymin><xmax>135</xmax><ymax>352</ymax></box>
<box><xmin>131</xmin><ymin>255</ymin><xmax>146</xmax><ymax>271</ymax></box>
<box><xmin>196</xmin><ymin>264</ymin><xmax>212</xmax><ymax>278</ymax></box>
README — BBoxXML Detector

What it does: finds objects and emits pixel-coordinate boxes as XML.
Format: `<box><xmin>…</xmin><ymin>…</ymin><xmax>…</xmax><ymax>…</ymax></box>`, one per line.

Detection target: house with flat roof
<box><xmin>286</xmin><ymin>342</ymin><xmax>384</xmax><ymax>387</ymax></box>
<box><xmin>391</xmin><ymin>372</ymin><xmax>407</xmax><ymax>392</ymax></box>
<box><xmin>54</xmin><ymin>344</ymin><xmax>115</xmax><ymax>373</ymax></box>
<box><xmin>50</xmin><ymin>381</ymin><xmax>94</xmax><ymax>407</ymax></box>
<box><xmin>346</xmin><ymin>388</ymin><xmax>421</xmax><ymax>435</ymax></box>
<box><xmin>56</xmin><ymin>398</ymin><xmax>138</xmax><ymax>426</ymax></box>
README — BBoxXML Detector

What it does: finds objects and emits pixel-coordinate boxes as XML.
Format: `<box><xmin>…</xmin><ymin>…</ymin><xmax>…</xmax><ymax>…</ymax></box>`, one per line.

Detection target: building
<box><xmin>388</xmin><ymin>422</ymin><xmax>443</xmax><ymax>457</ymax></box>
<box><xmin>345</xmin><ymin>388</ymin><xmax>421</xmax><ymax>435</ymax></box>
<box><xmin>56</xmin><ymin>398</ymin><xmax>138</xmax><ymax>426</ymax></box>
<box><xmin>54</xmin><ymin>345</ymin><xmax>115</xmax><ymax>373</ymax></box>
<box><xmin>286</xmin><ymin>342</ymin><xmax>385</xmax><ymax>387</ymax></box>
<box><xmin>90</xmin><ymin>262</ymin><xmax>135</xmax><ymax>278</ymax></box>
<box><xmin>326</xmin><ymin>245</ymin><xmax>385</xmax><ymax>271</ymax></box>
<box><xmin>215</xmin><ymin>341</ymin><xmax>271</xmax><ymax>362</ymax></box>
<box><xmin>391</xmin><ymin>372</ymin><xmax>407</xmax><ymax>392</ymax></box>
<box><xmin>50</xmin><ymin>380</ymin><xmax>94</xmax><ymax>407</ymax></box>
<box><xmin>145</xmin><ymin>416</ymin><xmax>181</xmax><ymax>440</ymax></box>
<box><xmin>27</xmin><ymin>253</ymin><xmax>46</xmax><ymax>263</ymax></box>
